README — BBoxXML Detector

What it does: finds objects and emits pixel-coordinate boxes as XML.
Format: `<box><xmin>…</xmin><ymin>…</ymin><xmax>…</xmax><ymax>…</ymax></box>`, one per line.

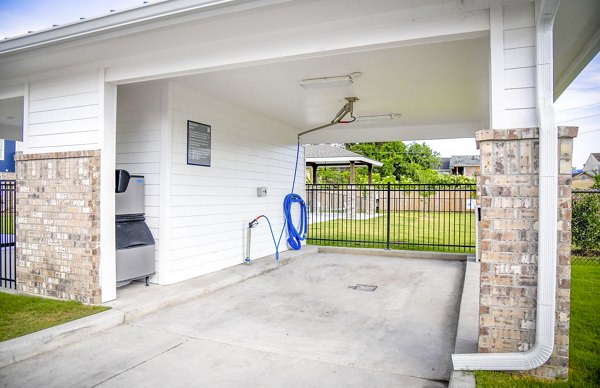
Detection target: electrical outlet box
<box><xmin>257</xmin><ymin>186</ymin><xmax>267</xmax><ymax>197</ymax></box>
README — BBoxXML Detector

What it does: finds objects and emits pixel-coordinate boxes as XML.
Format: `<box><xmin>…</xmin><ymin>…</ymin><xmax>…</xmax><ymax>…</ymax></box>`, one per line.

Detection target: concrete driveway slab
<box><xmin>136</xmin><ymin>253</ymin><xmax>463</xmax><ymax>381</ymax></box>
<box><xmin>0</xmin><ymin>324</ymin><xmax>185</xmax><ymax>388</ymax></box>
<box><xmin>0</xmin><ymin>252</ymin><xmax>463</xmax><ymax>387</ymax></box>
<box><xmin>101</xmin><ymin>336</ymin><xmax>445</xmax><ymax>388</ymax></box>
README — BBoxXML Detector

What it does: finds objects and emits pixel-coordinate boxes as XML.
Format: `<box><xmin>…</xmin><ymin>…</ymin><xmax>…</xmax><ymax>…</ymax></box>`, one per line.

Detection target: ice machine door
<box><xmin>116</xmin><ymin>173</ymin><xmax>146</xmax><ymax>216</ymax></box>
<box><xmin>116</xmin><ymin>220</ymin><xmax>155</xmax><ymax>249</ymax></box>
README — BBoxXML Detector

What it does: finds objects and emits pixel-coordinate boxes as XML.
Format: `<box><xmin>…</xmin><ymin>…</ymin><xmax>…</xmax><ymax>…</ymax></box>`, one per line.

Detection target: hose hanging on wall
<box><xmin>246</xmin><ymin>97</ymin><xmax>358</xmax><ymax>262</ymax></box>
<box><xmin>284</xmin><ymin>192</ymin><xmax>307</xmax><ymax>250</ymax></box>
<box><xmin>247</xmin><ymin>140</ymin><xmax>307</xmax><ymax>261</ymax></box>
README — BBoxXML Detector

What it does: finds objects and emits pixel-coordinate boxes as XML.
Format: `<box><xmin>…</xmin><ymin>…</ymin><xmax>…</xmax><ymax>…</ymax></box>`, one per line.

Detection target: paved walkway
<box><xmin>0</xmin><ymin>252</ymin><xmax>464</xmax><ymax>387</ymax></box>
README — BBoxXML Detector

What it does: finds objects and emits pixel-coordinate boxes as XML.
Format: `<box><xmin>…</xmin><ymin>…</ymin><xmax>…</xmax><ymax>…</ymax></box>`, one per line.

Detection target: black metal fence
<box><xmin>572</xmin><ymin>189</ymin><xmax>600</xmax><ymax>264</ymax></box>
<box><xmin>306</xmin><ymin>183</ymin><xmax>477</xmax><ymax>252</ymax></box>
<box><xmin>1</xmin><ymin>180</ymin><xmax>16</xmax><ymax>288</ymax></box>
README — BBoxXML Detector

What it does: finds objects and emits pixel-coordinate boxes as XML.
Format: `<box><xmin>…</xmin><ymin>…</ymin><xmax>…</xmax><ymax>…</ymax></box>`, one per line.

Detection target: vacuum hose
<box><xmin>247</xmin><ymin>140</ymin><xmax>307</xmax><ymax>261</ymax></box>
<box><xmin>283</xmin><ymin>193</ymin><xmax>307</xmax><ymax>250</ymax></box>
<box><xmin>247</xmin><ymin>192</ymin><xmax>307</xmax><ymax>261</ymax></box>
<box><xmin>247</xmin><ymin>98</ymin><xmax>357</xmax><ymax>262</ymax></box>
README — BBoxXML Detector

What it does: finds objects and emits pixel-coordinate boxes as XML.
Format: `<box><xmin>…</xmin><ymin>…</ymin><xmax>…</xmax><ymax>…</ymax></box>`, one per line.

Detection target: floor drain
<box><xmin>349</xmin><ymin>284</ymin><xmax>378</xmax><ymax>292</ymax></box>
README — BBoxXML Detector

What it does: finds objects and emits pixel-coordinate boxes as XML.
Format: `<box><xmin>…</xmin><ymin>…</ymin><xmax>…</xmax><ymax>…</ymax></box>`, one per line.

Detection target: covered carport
<box><xmin>1</xmin><ymin>0</ymin><xmax>599</xmax><ymax>381</ymax></box>
<box><xmin>3</xmin><ymin>0</ymin><xmax>499</xmax><ymax>302</ymax></box>
<box><xmin>103</xmin><ymin>3</ymin><xmax>490</xmax><ymax>295</ymax></box>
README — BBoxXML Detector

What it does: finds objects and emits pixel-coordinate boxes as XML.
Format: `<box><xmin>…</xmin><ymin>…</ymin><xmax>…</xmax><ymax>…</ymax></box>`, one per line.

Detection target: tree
<box><xmin>592</xmin><ymin>174</ymin><xmax>600</xmax><ymax>189</ymax></box>
<box><xmin>346</xmin><ymin>141</ymin><xmax>442</xmax><ymax>182</ymax></box>
<box><xmin>572</xmin><ymin>192</ymin><xmax>600</xmax><ymax>253</ymax></box>
<box><xmin>310</xmin><ymin>141</ymin><xmax>477</xmax><ymax>185</ymax></box>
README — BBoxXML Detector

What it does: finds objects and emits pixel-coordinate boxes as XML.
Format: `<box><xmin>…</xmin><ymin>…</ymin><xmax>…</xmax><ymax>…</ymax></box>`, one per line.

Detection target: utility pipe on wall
<box><xmin>452</xmin><ymin>0</ymin><xmax>560</xmax><ymax>370</ymax></box>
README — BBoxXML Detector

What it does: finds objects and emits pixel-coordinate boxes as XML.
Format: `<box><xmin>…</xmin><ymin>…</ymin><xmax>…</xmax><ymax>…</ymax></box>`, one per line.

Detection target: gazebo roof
<box><xmin>305</xmin><ymin>145</ymin><xmax>383</xmax><ymax>167</ymax></box>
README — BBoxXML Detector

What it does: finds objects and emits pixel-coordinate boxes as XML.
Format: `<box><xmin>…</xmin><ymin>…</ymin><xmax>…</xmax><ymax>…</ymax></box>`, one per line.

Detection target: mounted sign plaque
<box><xmin>187</xmin><ymin>120</ymin><xmax>211</xmax><ymax>167</ymax></box>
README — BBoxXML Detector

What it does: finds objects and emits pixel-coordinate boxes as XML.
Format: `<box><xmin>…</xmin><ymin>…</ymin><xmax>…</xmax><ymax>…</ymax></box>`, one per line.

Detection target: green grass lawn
<box><xmin>0</xmin><ymin>214</ymin><xmax>14</xmax><ymax>233</ymax></box>
<box><xmin>475</xmin><ymin>262</ymin><xmax>600</xmax><ymax>387</ymax></box>
<box><xmin>308</xmin><ymin>211</ymin><xmax>475</xmax><ymax>253</ymax></box>
<box><xmin>0</xmin><ymin>292</ymin><xmax>110</xmax><ymax>342</ymax></box>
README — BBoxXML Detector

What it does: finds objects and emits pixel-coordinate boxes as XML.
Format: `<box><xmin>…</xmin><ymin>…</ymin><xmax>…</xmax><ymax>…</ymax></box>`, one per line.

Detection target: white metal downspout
<box><xmin>452</xmin><ymin>0</ymin><xmax>560</xmax><ymax>370</ymax></box>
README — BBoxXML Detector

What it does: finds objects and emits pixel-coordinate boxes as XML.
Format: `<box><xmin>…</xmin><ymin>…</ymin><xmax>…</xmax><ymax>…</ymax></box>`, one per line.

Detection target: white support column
<box><xmin>489</xmin><ymin>0</ymin><xmax>505</xmax><ymax>129</ymax></box>
<box><xmin>99</xmin><ymin>70</ymin><xmax>117</xmax><ymax>302</ymax></box>
<box><xmin>157</xmin><ymin>82</ymin><xmax>173</xmax><ymax>284</ymax></box>
<box><xmin>452</xmin><ymin>0</ymin><xmax>561</xmax><ymax>372</ymax></box>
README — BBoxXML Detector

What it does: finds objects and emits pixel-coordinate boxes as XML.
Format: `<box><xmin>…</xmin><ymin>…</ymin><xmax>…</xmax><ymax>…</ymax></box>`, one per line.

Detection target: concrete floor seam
<box><xmin>91</xmin><ymin>340</ymin><xmax>188</xmax><ymax>387</ymax></box>
<box><xmin>127</xmin><ymin>321</ymin><xmax>447</xmax><ymax>383</ymax></box>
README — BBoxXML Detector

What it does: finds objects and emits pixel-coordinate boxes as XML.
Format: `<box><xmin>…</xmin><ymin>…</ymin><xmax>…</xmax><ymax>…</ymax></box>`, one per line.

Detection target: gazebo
<box><xmin>305</xmin><ymin>144</ymin><xmax>383</xmax><ymax>184</ymax></box>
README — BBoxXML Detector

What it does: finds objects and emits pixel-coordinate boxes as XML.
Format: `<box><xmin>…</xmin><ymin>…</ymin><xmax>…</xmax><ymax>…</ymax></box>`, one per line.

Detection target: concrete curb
<box><xmin>0</xmin><ymin>246</ymin><xmax>318</xmax><ymax>368</ymax></box>
<box><xmin>110</xmin><ymin>245</ymin><xmax>319</xmax><ymax>322</ymax></box>
<box><xmin>316</xmin><ymin>245</ymin><xmax>468</xmax><ymax>261</ymax></box>
<box><xmin>449</xmin><ymin>371</ymin><xmax>477</xmax><ymax>387</ymax></box>
<box><xmin>0</xmin><ymin>309</ymin><xmax>125</xmax><ymax>368</ymax></box>
<box><xmin>448</xmin><ymin>259</ymin><xmax>480</xmax><ymax>388</ymax></box>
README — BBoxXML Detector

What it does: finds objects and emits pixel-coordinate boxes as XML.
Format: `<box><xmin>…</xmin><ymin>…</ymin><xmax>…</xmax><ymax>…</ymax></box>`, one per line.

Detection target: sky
<box><xmin>0</xmin><ymin>0</ymin><xmax>150</xmax><ymax>37</ymax></box>
<box><xmin>0</xmin><ymin>0</ymin><xmax>598</xmax><ymax>169</ymax></box>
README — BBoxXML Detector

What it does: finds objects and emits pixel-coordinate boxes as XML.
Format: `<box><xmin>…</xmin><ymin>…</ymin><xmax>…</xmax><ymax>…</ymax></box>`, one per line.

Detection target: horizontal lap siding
<box><xmin>116</xmin><ymin>83</ymin><xmax>163</xmax><ymax>255</ymax></box>
<box><xmin>27</xmin><ymin>72</ymin><xmax>100</xmax><ymax>153</ymax></box>
<box><xmin>503</xmin><ymin>1</ymin><xmax>536</xmax><ymax>127</ymax></box>
<box><xmin>169</xmin><ymin>83</ymin><xmax>302</xmax><ymax>283</ymax></box>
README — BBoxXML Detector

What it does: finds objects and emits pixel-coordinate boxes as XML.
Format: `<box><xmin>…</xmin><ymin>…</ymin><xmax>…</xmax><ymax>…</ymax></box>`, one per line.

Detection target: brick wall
<box><xmin>14</xmin><ymin>150</ymin><xmax>102</xmax><ymax>304</ymax></box>
<box><xmin>477</xmin><ymin>127</ymin><xmax>576</xmax><ymax>379</ymax></box>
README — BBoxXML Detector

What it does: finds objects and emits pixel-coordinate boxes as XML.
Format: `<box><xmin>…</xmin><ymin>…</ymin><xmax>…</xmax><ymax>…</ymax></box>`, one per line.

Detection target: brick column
<box><xmin>15</xmin><ymin>150</ymin><xmax>102</xmax><ymax>304</ymax></box>
<box><xmin>476</xmin><ymin>127</ymin><xmax>576</xmax><ymax>379</ymax></box>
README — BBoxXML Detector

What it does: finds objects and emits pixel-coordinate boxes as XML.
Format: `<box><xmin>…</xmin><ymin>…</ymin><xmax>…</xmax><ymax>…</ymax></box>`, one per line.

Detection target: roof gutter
<box><xmin>452</xmin><ymin>0</ymin><xmax>560</xmax><ymax>371</ymax></box>
<box><xmin>0</xmin><ymin>0</ymin><xmax>290</xmax><ymax>55</ymax></box>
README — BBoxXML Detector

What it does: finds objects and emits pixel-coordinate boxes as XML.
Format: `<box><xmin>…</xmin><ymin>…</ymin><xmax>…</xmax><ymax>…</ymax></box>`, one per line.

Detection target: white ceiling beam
<box><xmin>105</xmin><ymin>9</ymin><xmax>489</xmax><ymax>84</ymax></box>
<box><xmin>300</xmin><ymin>122</ymin><xmax>482</xmax><ymax>144</ymax></box>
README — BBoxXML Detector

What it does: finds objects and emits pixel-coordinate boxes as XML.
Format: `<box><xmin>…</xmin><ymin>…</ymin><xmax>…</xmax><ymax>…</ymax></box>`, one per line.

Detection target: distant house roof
<box><xmin>573</xmin><ymin>171</ymin><xmax>595</xmax><ymax>179</ymax></box>
<box><xmin>584</xmin><ymin>153</ymin><xmax>600</xmax><ymax>175</ymax></box>
<box><xmin>449</xmin><ymin>155</ymin><xmax>480</xmax><ymax>168</ymax></box>
<box><xmin>305</xmin><ymin>145</ymin><xmax>383</xmax><ymax>167</ymax></box>
<box><xmin>437</xmin><ymin>157</ymin><xmax>451</xmax><ymax>171</ymax></box>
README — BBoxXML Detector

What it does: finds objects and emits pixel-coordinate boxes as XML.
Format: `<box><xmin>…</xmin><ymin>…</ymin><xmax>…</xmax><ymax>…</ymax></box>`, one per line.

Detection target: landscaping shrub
<box><xmin>572</xmin><ymin>192</ymin><xmax>600</xmax><ymax>254</ymax></box>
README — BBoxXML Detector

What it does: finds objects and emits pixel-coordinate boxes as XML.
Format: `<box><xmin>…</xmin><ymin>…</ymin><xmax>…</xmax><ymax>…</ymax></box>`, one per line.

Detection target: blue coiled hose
<box><xmin>250</xmin><ymin>140</ymin><xmax>307</xmax><ymax>260</ymax></box>
<box><xmin>284</xmin><ymin>192</ymin><xmax>307</xmax><ymax>251</ymax></box>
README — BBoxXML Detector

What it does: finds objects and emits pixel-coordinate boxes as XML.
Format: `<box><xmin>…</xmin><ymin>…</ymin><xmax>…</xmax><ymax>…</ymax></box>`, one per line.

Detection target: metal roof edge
<box><xmin>0</xmin><ymin>0</ymin><xmax>290</xmax><ymax>56</ymax></box>
<box><xmin>306</xmin><ymin>156</ymin><xmax>384</xmax><ymax>167</ymax></box>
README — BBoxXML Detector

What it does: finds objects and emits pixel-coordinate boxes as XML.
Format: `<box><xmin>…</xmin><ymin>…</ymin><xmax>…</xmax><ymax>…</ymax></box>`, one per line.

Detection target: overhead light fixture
<box><xmin>299</xmin><ymin>72</ymin><xmax>361</xmax><ymax>89</ymax></box>
<box><xmin>357</xmin><ymin>113</ymin><xmax>402</xmax><ymax>122</ymax></box>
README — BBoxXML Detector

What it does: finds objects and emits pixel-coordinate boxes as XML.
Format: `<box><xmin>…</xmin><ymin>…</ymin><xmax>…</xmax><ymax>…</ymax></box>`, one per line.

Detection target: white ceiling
<box><xmin>173</xmin><ymin>36</ymin><xmax>490</xmax><ymax>143</ymax></box>
<box><xmin>553</xmin><ymin>0</ymin><xmax>600</xmax><ymax>99</ymax></box>
<box><xmin>0</xmin><ymin>36</ymin><xmax>491</xmax><ymax>144</ymax></box>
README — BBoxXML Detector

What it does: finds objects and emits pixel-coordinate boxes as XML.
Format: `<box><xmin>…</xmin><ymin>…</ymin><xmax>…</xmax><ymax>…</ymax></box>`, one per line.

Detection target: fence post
<box><xmin>386</xmin><ymin>182</ymin><xmax>391</xmax><ymax>250</ymax></box>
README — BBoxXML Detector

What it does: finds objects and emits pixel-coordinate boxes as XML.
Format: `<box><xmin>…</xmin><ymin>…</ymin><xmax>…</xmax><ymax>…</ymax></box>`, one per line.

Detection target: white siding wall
<box><xmin>169</xmin><ymin>83</ymin><xmax>303</xmax><ymax>283</ymax></box>
<box><xmin>502</xmin><ymin>1</ymin><xmax>537</xmax><ymax>128</ymax></box>
<box><xmin>116</xmin><ymin>82</ymin><xmax>163</xmax><ymax>275</ymax></box>
<box><xmin>27</xmin><ymin>71</ymin><xmax>101</xmax><ymax>153</ymax></box>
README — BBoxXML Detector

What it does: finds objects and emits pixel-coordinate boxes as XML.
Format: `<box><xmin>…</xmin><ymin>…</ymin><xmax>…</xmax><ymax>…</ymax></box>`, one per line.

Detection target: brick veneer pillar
<box><xmin>14</xmin><ymin>150</ymin><xmax>101</xmax><ymax>304</ymax></box>
<box><xmin>476</xmin><ymin>127</ymin><xmax>576</xmax><ymax>379</ymax></box>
